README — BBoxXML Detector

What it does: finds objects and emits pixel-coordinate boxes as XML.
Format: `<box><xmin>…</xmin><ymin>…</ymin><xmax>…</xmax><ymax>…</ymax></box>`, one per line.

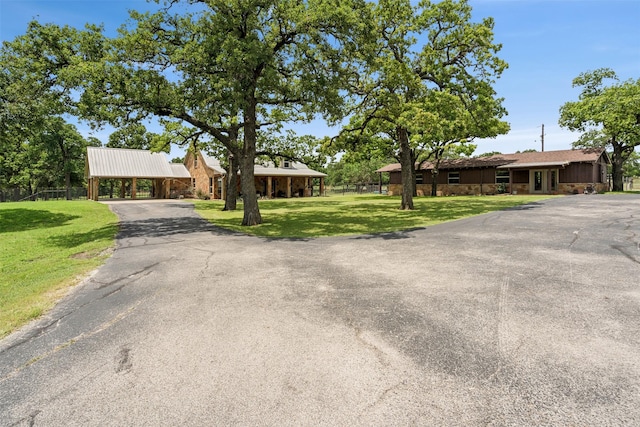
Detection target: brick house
<box><xmin>184</xmin><ymin>150</ymin><xmax>327</xmax><ymax>199</ymax></box>
<box><xmin>183</xmin><ymin>151</ymin><xmax>227</xmax><ymax>199</ymax></box>
<box><xmin>377</xmin><ymin>148</ymin><xmax>611</xmax><ymax>196</ymax></box>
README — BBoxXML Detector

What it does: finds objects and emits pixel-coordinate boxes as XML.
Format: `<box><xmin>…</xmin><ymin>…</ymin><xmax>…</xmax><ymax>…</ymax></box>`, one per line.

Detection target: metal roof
<box><xmin>253</xmin><ymin>162</ymin><xmax>327</xmax><ymax>177</ymax></box>
<box><xmin>87</xmin><ymin>147</ymin><xmax>180</xmax><ymax>179</ymax></box>
<box><xmin>169</xmin><ymin>163</ymin><xmax>191</xmax><ymax>178</ymax></box>
<box><xmin>87</xmin><ymin>147</ymin><xmax>327</xmax><ymax>180</ymax></box>
<box><xmin>200</xmin><ymin>153</ymin><xmax>227</xmax><ymax>174</ymax></box>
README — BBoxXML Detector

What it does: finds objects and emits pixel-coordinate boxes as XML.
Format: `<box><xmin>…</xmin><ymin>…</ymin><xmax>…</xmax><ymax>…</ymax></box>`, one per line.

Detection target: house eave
<box><xmin>497</xmin><ymin>161</ymin><xmax>571</xmax><ymax>169</ymax></box>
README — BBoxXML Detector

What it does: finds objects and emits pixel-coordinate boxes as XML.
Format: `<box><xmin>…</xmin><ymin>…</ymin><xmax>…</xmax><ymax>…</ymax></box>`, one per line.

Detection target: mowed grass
<box><xmin>194</xmin><ymin>194</ymin><xmax>556</xmax><ymax>238</ymax></box>
<box><xmin>0</xmin><ymin>201</ymin><xmax>118</xmax><ymax>338</ymax></box>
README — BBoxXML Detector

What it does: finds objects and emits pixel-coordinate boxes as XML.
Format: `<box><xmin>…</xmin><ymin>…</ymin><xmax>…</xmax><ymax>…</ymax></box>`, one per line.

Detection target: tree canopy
<box><xmin>325</xmin><ymin>152</ymin><xmax>391</xmax><ymax>188</ymax></box>
<box><xmin>559</xmin><ymin>68</ymin><xmax>640</xmax><ymax>191</ymax></box>
<box><xmin>0</xmin><ymin>22</ymin><xmax>99</xmax><ymax>199</ymax></box>
<box><xmin>74</xmin><ymin>0</ymin><xmax>371</xmax><ymax>224</ymax></box>
<box><xmin>329</xmin><ymin>0</ymin><xmax>509</xmax><ymax>208</ymax></box>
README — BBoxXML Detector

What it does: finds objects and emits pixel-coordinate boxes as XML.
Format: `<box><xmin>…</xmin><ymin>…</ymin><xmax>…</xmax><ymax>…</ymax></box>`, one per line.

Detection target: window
<box><xmin>416</xmin><ymin>173</ymin><xmax>424</xmax><ymax>184</ymax></box>
<box><xmin>283</xmin><ymin>160</ymin><xmax>291</xmax><ymax>168</ymax></box>
<box><xmin>448</xmin><ymin>171</ymin><xmax>460</xmax><ymax>184</ymax></box>
<box><xmin>496</xmin><ymin>170</ymin><xmax>510</xmax><ymax>184</ymax></box>
<box><xmin>209</xmin><ymin>177</ymin><xmax>213</xmax><ymax>194</ymax></box>
<box><xmin>191</xmin><ymin>178</ymin><xmax>196</xmax><ymax>190</ymax></box>
<box><xmin>194</xmin><ymin>155</ymin><xmax>198</xmax><ymax>168</ymax></box>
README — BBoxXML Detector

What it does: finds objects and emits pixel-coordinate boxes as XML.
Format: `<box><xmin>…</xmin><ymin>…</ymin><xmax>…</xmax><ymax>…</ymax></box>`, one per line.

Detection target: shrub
<box><xmin>195</xmin><ymin>188</ymin><xmax>210</xmax><ymax>200</ymax></box>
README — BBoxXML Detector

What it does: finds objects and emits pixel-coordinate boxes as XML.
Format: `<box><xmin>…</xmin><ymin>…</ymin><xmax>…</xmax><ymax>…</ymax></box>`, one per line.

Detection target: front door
<box><xmin>530</xmin><ymin>170</ymin><xmax>546</xmax><ymax>193</ymax></box>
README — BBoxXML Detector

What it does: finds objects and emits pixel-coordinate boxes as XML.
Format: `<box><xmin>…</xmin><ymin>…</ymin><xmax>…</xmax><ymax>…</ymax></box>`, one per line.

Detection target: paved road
<box><xmin>1</xmin><ymin>195</ymin><xmax>639</xmax><ymax>426</ymax></box>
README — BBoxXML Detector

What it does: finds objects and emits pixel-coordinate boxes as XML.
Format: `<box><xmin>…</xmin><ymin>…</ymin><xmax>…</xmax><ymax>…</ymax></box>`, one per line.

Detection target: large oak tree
<box><xmin>77</xmin><ymin>0</ymin><xmax>369</xmax><ymax>225</ymax></box>
<box><xmin>559</xmin><ymin>68</ymin><xmax>640</xmax><ymax>191</ymax></box>
<box><xmin>335</xmin><ymin>0</ymin><xmax>508</xmax><ymax>209</ymax></box>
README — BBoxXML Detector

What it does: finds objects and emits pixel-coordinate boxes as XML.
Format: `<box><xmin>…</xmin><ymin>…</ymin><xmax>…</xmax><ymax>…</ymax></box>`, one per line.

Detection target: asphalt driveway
<box><xmin>1</xmin><ymin>195</ymin><xmax>639</xmax><ymax>426</ymax></box>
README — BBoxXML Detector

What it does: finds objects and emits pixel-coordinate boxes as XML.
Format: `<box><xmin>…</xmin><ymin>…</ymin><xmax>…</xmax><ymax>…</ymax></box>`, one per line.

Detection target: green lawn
<box><xmin>0</xmin><ymin>201</ymin><xmax>118</xmax><ymax>338</ymax></box>
<box><xmin>194</xmin><ymin>194</ymin><xmax>556</xmax><ymax>238</ymax></box>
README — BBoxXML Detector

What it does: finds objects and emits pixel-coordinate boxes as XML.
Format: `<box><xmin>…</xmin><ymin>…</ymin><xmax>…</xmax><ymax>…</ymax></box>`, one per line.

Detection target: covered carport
<box><xmin>86</xmin><ymin>146</ymin><xmax>190</xmax><ymax>201</ymax></box>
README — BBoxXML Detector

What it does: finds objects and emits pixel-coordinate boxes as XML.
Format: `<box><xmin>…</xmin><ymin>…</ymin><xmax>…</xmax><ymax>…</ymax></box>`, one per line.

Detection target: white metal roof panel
<box><xmin>201</xmin><ymin>153</ymin><xmax>227</xmax><ymax>174</ymax></box>
<box><xmin>253</xmin><ymin>162</ymin><xmax>327</xmax><ymax>177</ymax></box>
<box><xmin>169</xmin><ymin>163</ymin><xmax>191</xmax><ymax>178</ymax></box>
<box><xmin>87</xmin><ymin>147</ymin><xmax>174</xmax><ymax>178</ymax></box>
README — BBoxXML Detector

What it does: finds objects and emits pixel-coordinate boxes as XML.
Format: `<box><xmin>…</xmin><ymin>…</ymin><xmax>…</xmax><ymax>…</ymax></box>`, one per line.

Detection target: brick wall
<box><xmin>185</xmin><ymin>152</ymin><xmax>220</xmax><ymax>198</ymax></box>
<box><xmin>389</xmin><ymin>183</ymin><xmax>509</xmax><ymax>196</ymax></box>
<box><xmin>388</xmin><ymin>182</ymin><xmax>608</xmax><ymax>196</ymax></box>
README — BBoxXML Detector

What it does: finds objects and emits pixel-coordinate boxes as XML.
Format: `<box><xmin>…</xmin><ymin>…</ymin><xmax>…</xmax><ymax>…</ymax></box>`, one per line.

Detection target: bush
<box><xmin>195</xmin><ymin>188</ymin><xmax>210</xmax><ymax>200</ymax></box>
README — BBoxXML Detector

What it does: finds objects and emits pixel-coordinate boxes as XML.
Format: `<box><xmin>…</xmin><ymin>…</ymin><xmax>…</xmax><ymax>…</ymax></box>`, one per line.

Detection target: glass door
<box><xmin>530</xmin><ymin>170</ymin><xmax>546</xmax><ymax>193</ymax></box>
<box><xmin>550</xmin><ymin>170</ymin><xmax>558</xmax><ymax>191</ymax></box>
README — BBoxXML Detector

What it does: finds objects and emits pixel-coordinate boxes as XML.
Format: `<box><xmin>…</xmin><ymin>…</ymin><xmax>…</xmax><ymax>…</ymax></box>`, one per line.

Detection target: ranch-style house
<box><xmin>377</xmin><ymin>148</ymin><xmax>611</xmax><ymax>196</ymax></box>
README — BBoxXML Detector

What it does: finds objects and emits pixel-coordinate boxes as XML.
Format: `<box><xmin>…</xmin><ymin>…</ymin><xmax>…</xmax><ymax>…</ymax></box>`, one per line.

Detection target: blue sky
<box><xmin>2</xmin><ymin>0</ymin><xmax>639</xmax><ymax>159</ymax></box>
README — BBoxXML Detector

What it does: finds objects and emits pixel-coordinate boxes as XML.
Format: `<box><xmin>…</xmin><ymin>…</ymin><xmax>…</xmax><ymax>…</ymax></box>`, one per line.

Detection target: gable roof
<box><xmin>169</xmin><ymin>163</ymin><xmax>191</xmax><ymax>178</ymax></box>
<box><xmin>494</xmin><ymin>148</ymin><xmax>608</xmax><ymax>168</ymax></box>
<box><xmin>86</xmin><ymin>147</ymin><xmax>184</xmax><ymax>179</ymax></box>
<box><xmin>376</xmin><ymin>148</ymin><xmax>609</xmax><ymax>173</ymax></box>
<box><xmin>87</xmin><ymin>147</ymin><xmax>327</xmax><ymax>180</ymax></box>
<box><xmin>253</xmin><ymin>161</ymin><xmax>327</xmax><ymax>178</ymax></box>
<box><xmin>192</xmin><ymin>150</ymin><xmax>326</xmax><ymax>177</ymax></box>
<box><xmin>200</xmin><ymin>152</ymin><xmax>227</xmax><ymax>174</ymax></box>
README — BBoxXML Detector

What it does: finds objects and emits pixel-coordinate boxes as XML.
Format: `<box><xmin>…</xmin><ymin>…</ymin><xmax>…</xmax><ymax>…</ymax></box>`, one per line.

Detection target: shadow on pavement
<box><xmin>350</xmin><ymin>227</ymin><xmax>426</xmax><ymax>240</ymax></box>
<box><xmin>118</xmin><ymin>216</ymin><xmax>239</xmax><ymax>239</ymax></box>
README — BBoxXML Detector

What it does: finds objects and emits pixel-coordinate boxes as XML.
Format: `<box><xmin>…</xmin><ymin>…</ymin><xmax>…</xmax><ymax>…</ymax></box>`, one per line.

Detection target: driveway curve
<box><xmin>1</xmin><ymin>195</ymin><xmax>639</xmax><ymax>426</ymax></box>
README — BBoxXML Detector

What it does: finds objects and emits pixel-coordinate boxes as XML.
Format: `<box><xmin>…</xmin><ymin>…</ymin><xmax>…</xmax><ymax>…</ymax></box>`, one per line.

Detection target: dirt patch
<box><xmin>70</xmin><ymin>247</ymin><xmax>114</xmax><ymax>260</ymax></box>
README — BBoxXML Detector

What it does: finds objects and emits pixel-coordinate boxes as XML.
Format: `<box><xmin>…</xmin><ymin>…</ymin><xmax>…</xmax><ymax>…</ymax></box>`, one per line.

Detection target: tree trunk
<box><xmin>240</xmin><ymin>99</ymin><xmax>262</xmax><ymax>226</ymax></box>
<box><xmin>431</xmin><ymin>150</ymin><xmax>443</xmax><ymax>197</ymax></box>
<box><xmin>411</xmin><ymin>149</ymin><xmax>417</xmax><ymax>197</ymax></box>
<box><xmin>398</xmin><ymin>126</ymin><xmax>414</xmax><ymax>210</ymax></box>
<box><xmin>65</xmin><ymin>171</ymin><xmax>71</xmax><ymax>200</ymax></box>
<box><xmin>223</xmin><ymin>149</ymin><xmax>239</xmax><ymax>211</ymax></box>
<box><xmin>56</xmin><ymin>135</ymin><xmax>72</xmax><ymax>200</ymax></box>
<box><xmin>431</xmin><ymin>169</ymin><xmax>438</xmax><ymax>197</ymax></box>
<box><xmin>611</xmin><ymin>139</ymin><xmax>624</xmax><ymax>191</ymax></box>
<box><xmin>28</xmin><ymin>181</ymin><xmax>35</xmax><ymax>201</ymax></box>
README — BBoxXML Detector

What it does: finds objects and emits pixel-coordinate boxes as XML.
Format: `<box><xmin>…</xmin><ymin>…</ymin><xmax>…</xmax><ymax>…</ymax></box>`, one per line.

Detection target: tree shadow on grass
<box><xmin>0</xmin><ymin>209</ymin><xmax>80</xmax><ymax>234</ymax></box>
<box><xmin>47</xmin><ymin>216</ymin><xmax>238</xmax><ymax>249</ymax></box>
<box><xmin>195</xmin><ymin>197</ymin><xmax>549</xmax><ymax>239</ymax></box>
<box><xmin>46</xmin><ymin>224</ymin><xmax>118</xmax><ymax>249</ymax></box>
<box><xmin>245</xmin><ymin>208</ymin><xmax>429</xmax><ymax>239</ymax></box>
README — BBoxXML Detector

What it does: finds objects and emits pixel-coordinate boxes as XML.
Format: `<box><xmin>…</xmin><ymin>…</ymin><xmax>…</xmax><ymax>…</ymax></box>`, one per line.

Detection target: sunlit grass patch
<box><xmin>194</xmin><ymin>194</ymin><xmax>555</xmax><ymax>238</ymax></box>
<box><xmin>0</xmin><ymin>201</ymin><xmax>118</xmax><ymax>338</ymax></box>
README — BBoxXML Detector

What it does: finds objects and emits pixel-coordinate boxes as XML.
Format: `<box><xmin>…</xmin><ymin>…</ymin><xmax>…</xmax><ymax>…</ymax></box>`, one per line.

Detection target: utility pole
<box><xmin>541</xmin><ymin>124</ymin><xmax>545</xmax><ymax>152</ymax></box>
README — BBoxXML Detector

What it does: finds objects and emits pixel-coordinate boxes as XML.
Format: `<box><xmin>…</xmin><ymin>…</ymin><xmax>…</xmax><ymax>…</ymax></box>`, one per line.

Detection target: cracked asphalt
<box><xmin>1</xmin><ymin>195</ymin><xmax>639</xmax><ymax>426</ymax></box>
